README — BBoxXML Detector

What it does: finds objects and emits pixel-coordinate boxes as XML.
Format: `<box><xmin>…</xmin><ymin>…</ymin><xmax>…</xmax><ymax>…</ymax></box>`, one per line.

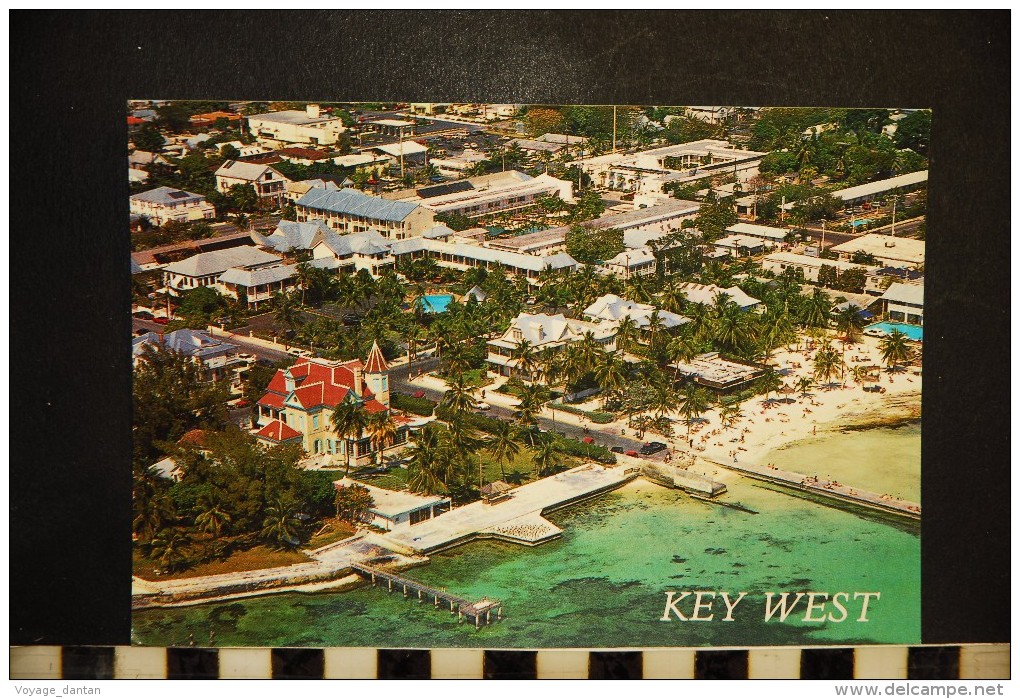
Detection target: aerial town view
<box><xmin>130</xmin><ymin>102</ymin><xmax>926</xmax><ymax>648</ymax></box>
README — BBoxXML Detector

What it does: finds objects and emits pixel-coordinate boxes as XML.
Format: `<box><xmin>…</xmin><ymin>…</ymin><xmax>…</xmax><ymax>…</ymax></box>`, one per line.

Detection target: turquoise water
<box><xmin>419</xmin><ymin>294</ymin><xmax>453</xmax><ymax>313</ymax></box>
<box><xmin>851</xmin><ymin>218</ymin><xmax>874</xmax><ymax>227</ymax></box>
<box><xmin>866</xmin><ymin>322</ymin><xmax>923</xmax><ymax>342</ymax></box>
<box><xmin>133</xmin><ymin>428</ymin><xmax>920</xmax><ymax>648</ymax></box>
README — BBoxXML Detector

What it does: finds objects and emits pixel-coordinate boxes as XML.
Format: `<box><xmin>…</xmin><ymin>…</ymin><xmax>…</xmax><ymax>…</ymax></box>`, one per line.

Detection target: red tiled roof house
<box><xmin>254</xmin><ymin>342</ymin><xmax>408</xmax><ymax>465</ymax></box>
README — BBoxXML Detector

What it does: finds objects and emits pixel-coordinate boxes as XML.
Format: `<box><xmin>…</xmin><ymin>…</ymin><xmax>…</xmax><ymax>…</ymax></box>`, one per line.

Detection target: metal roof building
<box><xmin>296</xmin><ymin>187</ymin><xmax>422</xmax><ymax>222</ymax></box>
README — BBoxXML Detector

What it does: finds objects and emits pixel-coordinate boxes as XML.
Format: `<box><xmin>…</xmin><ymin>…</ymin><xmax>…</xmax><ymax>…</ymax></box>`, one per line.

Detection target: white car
<box><xmin>287</xmin><ymin>348</ymin><xmax>312</xmax><ymax>358</ymax></box>
<box><xmin>475</xmin><ymin>401</ymin><xmax>491</xmax><ymax>410</ymax></box>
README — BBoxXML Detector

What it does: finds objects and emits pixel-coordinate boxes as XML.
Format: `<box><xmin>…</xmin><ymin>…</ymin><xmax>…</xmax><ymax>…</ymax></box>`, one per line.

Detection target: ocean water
<box><xmin>133</xmin><ymin>427</ymin><xmax>920</xmax><ymax>648</ymax></box>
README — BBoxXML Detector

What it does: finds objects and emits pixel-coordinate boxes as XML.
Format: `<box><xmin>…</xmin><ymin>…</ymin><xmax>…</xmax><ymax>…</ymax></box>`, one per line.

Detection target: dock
<box><xmin>352</xmin><ymin>563</ymin><xmax>502</xmax><ymax>628</ymax></box>
<box><xmin>712</xmin><ymin>459</ymin><xmax>920</xmax><ymax>520</ymax></box>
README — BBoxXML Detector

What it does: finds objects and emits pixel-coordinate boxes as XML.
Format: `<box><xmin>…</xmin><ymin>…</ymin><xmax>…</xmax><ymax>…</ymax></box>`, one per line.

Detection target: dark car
<box><xmin>133</xmin><ymin>310</ymin><xmax>154</xmax><ymax>320</ymax></box>
<box><xmin>610</xmin><ymin>446</ymin><xmax>625</xmax><ymax>454</ymax></box>
<box><xmin>639</xmin><ymin>442</ymin><xmax>667</xmax><ymax>455</ymax></box>
<box><xmin>342</xmin><ymin>313</ymin><xmax>362</xmax><ymax>326</ymax></box>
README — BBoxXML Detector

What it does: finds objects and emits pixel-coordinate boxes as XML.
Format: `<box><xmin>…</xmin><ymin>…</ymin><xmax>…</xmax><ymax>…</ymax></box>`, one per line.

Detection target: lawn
<box><xmin>133</xmin><ymin>542</ymin><xmax>311</xmax><ymax>581</ymax></box>
<box><xmin>306</xmin><ymin>519</ymin><xmax>359</xmax><ymax>549</ymax></box>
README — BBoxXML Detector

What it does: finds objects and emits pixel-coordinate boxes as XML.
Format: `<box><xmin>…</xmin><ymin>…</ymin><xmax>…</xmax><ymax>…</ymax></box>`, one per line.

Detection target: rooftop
<box><xmin>678</xmin><ymin>282</ymin><xmax>761</xmax><ymax>309</ymax></box>
<box><xmin>130</xmin><ymin>186</ymin><xmax>206</xmax><ymax>206</ymax></box>
<box><xmin>829</xmin><ymin>234</ymin><xmax>925</xmax><ymax>265</ymax></box>
<box><xmin>248</xmin><ymin>109</ymin><xmax>343</xmax><ymax>126</ymax></box>
<box><xmin>215</xmin><ymin>160</ymin><xmax>282</xmax><ymax>181</ymax></box>
<box><xmin>726</xmin><ymin>222</ymin><xmax>790</xmax><ymax>240</ymax></box>
<box><xmin>830</xmin><ymin>170</ymin><xmax>928</xmax><ymax>202</ymax></box>
<box><xmin>163</xmin><ymin>246</ymin><xmax>283</xmax><ymax>277</ymax></box>
<box><xmin>881</xmin><ymin>282</ymin><xmax>924</xmax><ymax>306</ymax></box>
<box><xmin>297</xmin><ymin>187</ymin><xmax>421</xmax><ymax>222</ymax></box>
<box><xmin>334</xmin><ymin>478</ymin><xmax>448</xmax><ymax>519</ymax></box>
<box><xmin>219</xmin><ymin>263</ymin><xmax>297</xmax><ymax>287</ymax></box>
<box><xmin>764</xmin><ymin>251</ymin><xmax>882</xmax><ymax>272</ymax></box>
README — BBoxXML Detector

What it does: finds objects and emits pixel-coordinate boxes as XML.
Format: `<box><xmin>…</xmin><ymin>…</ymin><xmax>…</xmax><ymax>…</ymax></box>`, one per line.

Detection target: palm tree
<box><xmin>194</xmin><ymin>492</ymin><xmax>232</xmax><ymax>539</ymax></box>
<box><xmin>687</xmin><ymin>302</ymin><xmax>716</xmax><ymax>344</ymax></box>
<box><xmin>512</xmin><ymin>338</ymin><xmax>539</xmax><ymax>381</ymax></box>
<box><xmin>802</xmin><ymin>288</ymin><xmax>832</xmax><ymax>329</ymax></box>
<box><xmin>331</xmin><ymin>400</ymin><xmax>369</xmax><ymax>475</ymax></box>
<box><xmin>532</xmin><ymin>439</ymin><xmax>563</xmax><ymax>477</ymax></box>
<box><xmin>879</xmin><ymin>330</ymin><xmax>913</xmax><ymax>373</ymax></box>
<box><xmin>273</xmin><ymin>290</ymin><xmax>301</xmax><ymax>331</ymax></box>
<box><xmin>260</xmin><ymin>498</ymin><xmax>301</xmax><ymax>549</ymax></box>
<box><xmin>485</xmin><ymin>420</ymin><xmax>521</xmax><ymax>482</ymax></box>
<box><xmin>294</xmin><ymin>262</ymin><xmax>315</xmax><ymax>305</ymax></box>
<box><xmin>366</xmin><ymin>412</ymin><xmax>398</xmax><ymax>468</ymax></box>
<box><xmin>133</xmin><ymin>476</ymin><xmax>176</xmax><ymax>542</ymax></box>
<box><xmin>719</xmin><ymin>402</ymin><xmax>744</xmax><ymax>430</ymax></box>
<box><xmin>677</xmin><ymin>384</ymin><xmax>711</xmax><ymax>437</ymax></box>
<box><xmin>651</xmin><ymin>382</ymin><xmax>677</xmax><ymax>420</ymax></box>
<box><xmin>614</xmin><ymin>315</ymin><xmax>640</xmax><ymax>355</ymax></box>
<box><xmin>756</xmin><ymin>366</ymin><xmax>783</xmax><ymax>401</ymax></box>
<box><xmin>813</xmin><ymin>343</ymin><xmax>844</xmax><ymax>386</ymax></box>
<box><xmin>714</xmin><ymin>301</ymin><xmax>749</xmax><ymax>355</ymax></box>
<box><xmin>796</xmin><ymin>376</ymin><xmax>815</xmax><ymax>396</ymax></box>
<box><xmin>150</xmin><ymin>530</ymin><xmax>192</xmax><ymax>573</ymax></box>
<box><xmin>406</xmin><ymin>424</ymin><xmax>448</xmax><ymax>494</ymax></box>
<box><xmin>834</xmin><ymin>305</ymin><xmax>866</xmax><ymax>343</ymax></box>
<box><xmin>850</xmin><ymin>365</ymin><xmax>868</xmax><ymax>385</ymax></box>
<box><xmin>593</xmin><ymin>353</ymin><xmax>627</xmax><ymax>408</ymax></box>
<box><xmin>440</xmin><ymin>374</ymin><xmax>477</xmax><ymax>415</ymax></box>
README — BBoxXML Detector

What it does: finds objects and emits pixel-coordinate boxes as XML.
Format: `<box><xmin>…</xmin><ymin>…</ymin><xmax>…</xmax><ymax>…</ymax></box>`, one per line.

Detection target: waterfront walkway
<box><xmin>352</xmin><ymin>563</ymin><xmax>502</xmax><ymax>627</ymax></box>
<box><xmin>383</xmin><ymin>462</ymin><xmax>638</xmax><ymax>553</ymax></box>
<box><xmin>711</xmin><ymin>458</ymin><xmax>920</xmax><ymax>519</ymax></box>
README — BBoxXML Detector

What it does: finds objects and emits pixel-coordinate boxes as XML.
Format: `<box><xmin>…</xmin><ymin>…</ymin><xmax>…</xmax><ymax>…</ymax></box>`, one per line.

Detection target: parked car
<box><xmin>413</xmin><ymin>390</ymin><xmax>426</xmax><ymax>399</ymax></box>
<box><xmin>133</xmin><ymin>310</ymin><xmax>154</xmax><ymax>320</ymax></box>
<box><xmin>639</xmin><ymin>442</ymin><xmax>667</xmax><ymax>455</ymax></box>
<box><xmin>476</xmin><ymin>401</ymin><xmax>491</xmax><ymax>410</ymax></box>
<box><xmin>582</xmin><ymin>437</ymin><xmax>595</xmax><ymax>444</ymax></box>
<box><xmin>288</xmin><ymin>348</ymin><xmax>312</xmax><ymax>358</ymax></box>
<box><xmin>625</xmin><ymin>449</ymin><xmax>639</xmax><ymax>457</ymax></box>
<box><xmin>153</xmin><ymin>317</ymin><xmax>170</xmax><ymax>325</ymax></box>
<box><xmin>610</xmin><ymin>446</ymin><xmax>625</xmax><ymax>454</ymax></box>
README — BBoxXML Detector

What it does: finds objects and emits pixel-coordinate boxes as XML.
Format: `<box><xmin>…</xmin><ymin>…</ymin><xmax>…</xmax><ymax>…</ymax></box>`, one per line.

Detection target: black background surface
<box><xmin>10</xmin><ymin>10</ymin><xmax>1009</xmax><ymax>646</ymax></box>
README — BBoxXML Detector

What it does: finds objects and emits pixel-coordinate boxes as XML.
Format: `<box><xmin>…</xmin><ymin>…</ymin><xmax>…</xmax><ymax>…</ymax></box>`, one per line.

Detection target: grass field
<box><xmin>133</xmin><ymin>542</ymin><xmax>311</xmax><ymax>581</ymax></box>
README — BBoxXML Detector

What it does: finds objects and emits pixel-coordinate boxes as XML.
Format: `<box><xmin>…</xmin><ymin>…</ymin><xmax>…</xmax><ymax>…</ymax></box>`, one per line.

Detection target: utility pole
<box><xmin>821</xmin><ymin>219</ymin><xmax>827</xmax><ymax>254</ymax></box>
<box><xmin>399</xmin><ymin>125</ymin><xmax>405</xmax><ymax>178</ymax></box>
<box><xmin>891</xmin><ymin>192</ymin><xmax>898</xmax><ymax>237</ymax></box>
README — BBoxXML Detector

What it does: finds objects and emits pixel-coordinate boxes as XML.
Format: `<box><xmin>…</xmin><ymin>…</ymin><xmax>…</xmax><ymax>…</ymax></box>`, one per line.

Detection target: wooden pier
<box><xmin>351</xmin><ymin>563</ymin><xmax>502</xmax><ymax>628</ymax></box>
<box><xmin>711</xmin><ymin>459</ymin><xmax>921</xmax><ymax>520</ymax></box>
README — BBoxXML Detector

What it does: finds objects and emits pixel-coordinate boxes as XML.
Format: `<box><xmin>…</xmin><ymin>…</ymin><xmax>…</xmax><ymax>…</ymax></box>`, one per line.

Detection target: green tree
<box><xmin>565</xmin><ymin>224</ymin><xmax>624</xmax><ymax>264</ymax></box>
<box><xmin>366</xmin><ymin>412</ymin><xmax>398</xmax><ymax>467</ymax></box>
<box><xmin>893</xmin><ymin>110</ymin><xmax>931</xmax><ymax>156</ymax></box>
<box><xmin>834</xmin><ymin>305</ymin><xmax>866</xmax><ymax>342</ymax></box>
<box><xmin>879</xmin><ymin>329</ymin><xmax>913</xmax><ymax>372</ymax></box>
<box><xmin>406</xmin><ymin>424</ymin><xmax>449</xmax><ymax>494</ymax></box>
<box><xmin>133</xmin><ymin>124</ymin><xmax>166</xmax><ymax>152</ymax></box>
<box><xmin>193</xmin><ymin>491</ymin><xmax>232</xmax><ymax>539</ymax></box>
<box><xmin>485</xmin><ymin>420</ymin><xmax>521</xmax><ymax>482</ymax></box>
<box><xmin>150</xmin><ymin>529</ymin><xmax>192</xmax><ymax>573</ymax></box>
<box><xmin>677</xmin><ymin>384</ymin><xmax>711</xmax><ymax>437</ymax></box>
<box><xmin>532</xmin><ymin>439</ymin><xmax>563</xmax><ymax>477</ymax></box>
<box><xmin>260</xmin><ymin>498</ymin><xmax>301</xmax><ymax>549</ymax></box>
<box><xmin>334</xmin><ymin>483</ymin><xmax>374</xmax><ymax>522</ymax></box>
<box><xmin>813</xmin><ymin>343</ymin><xmax>844</xmax><ymax>385</ymax></box>
<box><xmin>331</xmin><ymin>401</ymin><xmax>370</xmax><ymax>475</ymax></box>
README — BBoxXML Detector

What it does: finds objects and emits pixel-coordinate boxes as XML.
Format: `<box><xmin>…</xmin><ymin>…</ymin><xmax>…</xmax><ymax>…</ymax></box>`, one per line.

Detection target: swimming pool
<box><xmin>851</xmin><ymin>218</ymin><xmax>874</xmax><ymax>228</ymax></box>
<box><xmin>865</xmin><ymin>321</ymin><xmax>923</xmax><ymax>342</ymax></box>
<box><xmin>419</xmin><ymin>294</ymin><xmax>454</xmax><ymax>313</ymax></box>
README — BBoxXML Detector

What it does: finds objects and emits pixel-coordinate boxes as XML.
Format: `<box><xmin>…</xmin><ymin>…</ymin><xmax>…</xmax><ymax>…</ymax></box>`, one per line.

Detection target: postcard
<box><xmin>129</xmin><ymin>102</ymin><xmax>926</xmax><ymax>649</ymax></box>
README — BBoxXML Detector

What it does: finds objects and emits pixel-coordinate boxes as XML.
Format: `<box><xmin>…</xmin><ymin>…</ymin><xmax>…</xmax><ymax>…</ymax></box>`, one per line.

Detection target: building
<box><xmin>257</xmin><ymin>219</ymin><xmax>335</xmax><ymax>253</ymax></box>
<box><xmin>431</xmin><ymin>149</ymin><xmax>487</xmax><ymax>177</ymax></box>
<box><xmin>296</xmin><ymin>187</ymin><xmax>436</xmax><ymax>240</ymax></box>
<box><xmin>333</xmin><ymin>478</ymin><xmax>450</xmax><ymax>530</ymax></box>
<box><xmin>369</xmin><ymin>140</ymin><xmax>428</xmax><ymax>165</ymax></box>
<box><xmin>677</xmin><ymin>282</ymin><xmax>761</xmax><ymax>311</ymax></box>
<box><xmin>218</xmin><ymin>264</ymin><xmax>298</xmax><ymax>306</ymax></box>
<box><xmin>601</xmin><ymin>247</ymin><xmax>657</xmax><ymax>277</ymax></box>
<box><xmin>487</xmin><ymin>198</ymin><xmax>701</xmax><ymax>256</ymax></box>
<box><xmin>582</xmin><ymin>294</ymin><xmax>689</xmax><ymax>342</ymax></box>
<box><xmin>389</xmin><ymin>236</ymin><xmax>577</xmax><ymax>284</ymax></box>
<box><xmin>246</xmin><ymin>105</ymin><xmax>347</xmax><ymax>147</ymax></box>
<box><xmin>131</xmin><ymin>231</ymin><xmax>263</xmax><ymax>272</ymax></box>
<box><xmin>254</xmin><ymin>345</ymin><xmax>407</xmax><ymax>463</ymax></box>
<box><xmin>275</xmin><ymin>147</ymin><xmax>334</xmax><ymax>165</ymax></box>
<box><xmin>285</xmin><ymin>178</ymin><xmax>342</xmax><ymax>204</ymax></box>
<box><xmin>331</xmin><ymin>152</ymin><xmax>390</xmax><ymax>172</ymax></box>
<box><xmin>486</xmin><ymin>313</ymin><xmax>615</xmax><ymax>377</ymax></box>
<box><xmin>214</xmin><ymin>160</ymin><xmax>290</xmax><ymax>206</ymax></box>
<box><xmin>725</xmin><ymin>222</ymin><xmax>790</xmax><ymax>245</ymax></box>
<box><xmin>384</xmin><ymin>170</ymin><xmax>575</xmax><ymax>220</ymax></box>
<box><xmin>829</xmin><ymin>170</ymin><xmax>928</xmax><ymax>206</ymax></box>
<box><xmin>670</xmin><ymin>352</ymin><xmax>765</xmax><ymax>394</ymax></box>
<box><xmin>829</xmin><ymin>234</ymin><xmax>925</xmax><ymax>269</ymax></box>
<box><xmin>762</xmin><ymin>251</ymin><xmax>880</xmax><ymax>284</ymax></box>
<box><xmin>162</xmin><ymin>246</ymin><xmax>284</xmax><ymax>296</ymax></box>
<box><xmin>365</xmin><ymin>118</ymin><xmax>416</xmax><ymax>138</ymax></box>
<box><xmin>880</xmin><ymin>282</ymin><xmax>924</xmax><ymax>325</ymax></box>
<box><xmin>129</xmin><ymin>186</ymin><xmax>216</xmax><ymax>225</ymax></box>
<box><xmin>576</xmin><ymin>139</ymin><xmax>766</xmax><ymax>196</ymax></box>
<box><xmin>712</xmin><ymin>234</ymin><xmax>765</xmax><ymax>258</ymax></box>
<box><xmin>132</xmin><ymin>328</ymin><xmax>251</xmax><ymax>391</ymax></box>
<box><xmin>128</xmin><ymin>150</ymin><xmax>170</xmax><ymax>168</ymax></box>
<box><xmin>309</xmin><ymin>230</ymin><xmax>396</xmax><ymax>278</ymax></box>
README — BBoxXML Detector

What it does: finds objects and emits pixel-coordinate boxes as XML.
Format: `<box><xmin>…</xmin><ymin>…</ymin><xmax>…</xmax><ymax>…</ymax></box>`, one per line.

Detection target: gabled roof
<box><xmin>163</xmin><ymin>247</ymin><xmax>283</xmax><ymax>277</ymax></box>
<box><xmin>255</xmin><ymin>419</ymin><xmax>303</xmax><ymax>443</ymax></box>
<box><xmin>364</xmin><ymin>341</ymin><xmax>389</xmax><ymax>373</ymax></box>
<box><xmin>215</xmin><ymin>160</ymin><xmax>284</xmax><ymax>181</ymax></box>
<box><xmin>132</xmin><ymin>328</ymin><xmax>238</xmax><ymax>359</ymax></box>
<box><xmin>582</xmin><ymin>294</ymin><xmax>689</xmax><ymax>329</ymax></box>
<box><xmin>263</xmin><ymin>219</ymin><xmax>334</xmax><ymax>252</ymax></box>
<box><xmin>130</xmin><ymin>186</ymin><xmax>207</xmax><ymax>206</ymax></box>
<box><xmin>218</xmin><ymin>264</ymin><xmax>297</xmax><ymax>287</ymax></box>
<box><xmin>296</xmin><ymin>187</ymin><xmax>421</xmax><ymax>223</ymax></box>
<box><xmin>464</xmin><ymin>285</ymin><xmax>487</xmax><ymax>302</ymax></box>
<box><xmin>678</xmin><ymin>282</ymin><xmax>761</xmax><ymax>309</ymax></box>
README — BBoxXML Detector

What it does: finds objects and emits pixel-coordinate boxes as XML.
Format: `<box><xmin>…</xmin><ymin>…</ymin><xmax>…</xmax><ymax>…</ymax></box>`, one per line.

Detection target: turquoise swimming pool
<box><xmin>865</xmin><ymin>321</ymin><xmax>923</xmax><ymax>342</ymax></box>
<box><xmin>419</xmin><ymin>294</ymin><xmax>454</xmax><ymax>313</ymax></box>
<box><xmin>851</xmin><ymin>218</ymin><xmax>874</xmax><ymax>228</ymax></box>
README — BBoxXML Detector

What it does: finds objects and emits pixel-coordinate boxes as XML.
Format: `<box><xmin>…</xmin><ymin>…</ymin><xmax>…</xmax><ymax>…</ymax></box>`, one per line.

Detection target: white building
<box><xmin>333</xmin><ymin>478</ymin><xmax>450</xmax><ymax>530</ymax></box>
<box><xmin>677</xmin><ymin>282</ymin><xmax>761</xmax><ymax>311</ymax></box>
<box><xmin>725</xmin><ymin>222</ymin><xmax>790</xmax><ymax>245</ymax></box>
<box><xmin>582</xmin><ymin>294</ymin><xmax>689</xmax><ymax>341</ymax></box>
<box><xmin>162</xmin><ymin>246</ymin><xmax>284</xmax><ymax>296</ymax></box>
<box><xmin>762</xmin><ymin>251</ymin><xmax>880</xmax><ymax>284</ymax></box>
<box><xmin>214</xmin><ymin>160</ymin><xmax>289</xmax><ymax>206</ymax></box>
<box><xmin>880</xmin><ymin>282</ymin><xmax>924</xmax><ymax>325</ymax></box>
<box><xmin>712</xmin><ymin>234</ymin><xmax>765</xmax><ymax>258</ymax></box>
<box><xmin>246</xmin><ymin>105</ymin><xmax>347</xmax><ymax>147</ymax></box>
<box><xmin>601</xmin><ymin>248</ymin><xmax>657</xmax><ymax>277</ymax></box>
<box><xmin>309</xmin><ymin>230</ymin><xmax>396</xmax><ymax>278</ymax></box>
<box><xmin>385</xmin><ymin>170</ymin><xmax>575</xmax><ymax>220</ymax></box>
<box><xmin>829</xmin><ymin>233</ymin><xmax>925</xmax><ymax>269</ymax></box>
<box><xmin>129</xmin><ymin>186</ymin><xmax>216</xmax><ymax>225</ymax></box>
<box><xmin>485</xmin><ymin>313</ymin><xmax>614</xmax><ymax>377</ymax></box>
<box><xmin>389</xmin><ymin>236</ymin><xmax>577</xmax><ymax>284</ymax></box>
<box><xmin>296</xmin><ymin>187</ymin><xmax>436</xmax><ymax>240</ymax></box>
